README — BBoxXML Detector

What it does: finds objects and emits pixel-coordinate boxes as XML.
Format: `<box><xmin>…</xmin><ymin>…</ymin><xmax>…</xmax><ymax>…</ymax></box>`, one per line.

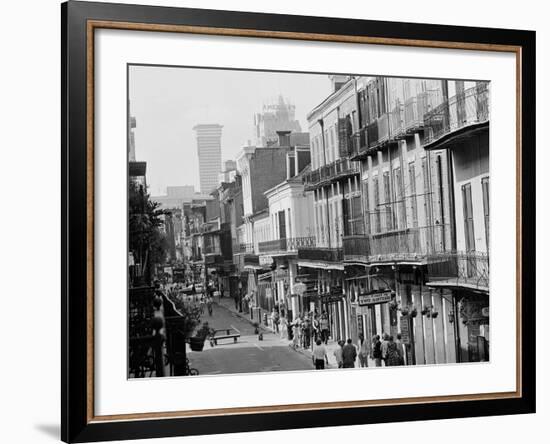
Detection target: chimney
<box><xmin>276</xmin><ymin>130</ymin><xmax>291</xmax><ymax>147</ymax></box>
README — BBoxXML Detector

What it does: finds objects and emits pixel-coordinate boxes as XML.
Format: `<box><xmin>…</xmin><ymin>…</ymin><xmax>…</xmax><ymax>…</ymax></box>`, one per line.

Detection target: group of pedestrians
<box><xmin>311</xmin><ymin>332</ymin><xmax>405</xmax><ymax>370</ymax></box>
<box><xmin>283</xmin><ymin>311</ymin><xmax>331</xmax><ymax>350</ymax></box>
<box><xmin>371</xmin><ymin>333</ymin><xmax>405</xmax><ymax>367</ymax></box>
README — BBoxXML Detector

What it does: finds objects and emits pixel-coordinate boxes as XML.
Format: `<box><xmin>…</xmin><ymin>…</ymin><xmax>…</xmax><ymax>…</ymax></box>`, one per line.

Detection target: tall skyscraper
<box><xmin>253</xmin><ymin>95</ymin><xmax>302</xmax><ymax>147</ymax></box>
<box><xmin>193</xmin><ymin>124</ymin><xmax>223</xmax><ymax>194</ymax></box>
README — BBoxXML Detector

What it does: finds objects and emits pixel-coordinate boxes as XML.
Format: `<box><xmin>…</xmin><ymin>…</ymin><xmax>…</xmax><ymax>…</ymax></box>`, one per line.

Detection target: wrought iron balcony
<box><xmin>297</xmin><ymin>245</ymin><xmax>343</xmax><ymax>263</ymax></box>
<box><xmin>424</xmin><ymin>83</ymin><xmax>489</xmax><ymax>147</ymax></box>
<box><xmin>232</xmin><ymin>242</ymin><xmax>254</xmax><ymax>254</ymax></box>
<box><xmin>403</xmin><ymin>90</ymin><xmax>441</xmax><ymax>134</ymax></box>
<box><xmin>203</xmin><ymin>243</ymin><xmax>221</xmax><ymax>255</ymax></box>
<box><xmin>343</xmin><ymin>225</ymin><xmax>449</xmax><ymax>263</ymax></box>
<box><xmin>427</xmin><ymin>251</ymin><xmax>489</xmax><ymax>291</ymax></box>
<box><xmin>303</xmin><ymin>158</ymin><xmax>359</xmax><ymax>191</ymax></box>
<box><xmin>349</xmin><ymin>112</ymin><xmax>396</xmax><ymax>160</ymax></box>
<box><xmin>258</xmin><ymin>236</ymin><xmax>315</xmax><ymax>254</ymax></box>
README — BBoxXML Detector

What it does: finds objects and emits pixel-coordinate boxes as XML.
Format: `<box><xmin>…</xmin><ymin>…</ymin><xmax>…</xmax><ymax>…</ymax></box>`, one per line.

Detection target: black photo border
<box><xmin>62</xmin><ymin>1</ymin><xmax>536</xmax><ymax>442</ymax></box>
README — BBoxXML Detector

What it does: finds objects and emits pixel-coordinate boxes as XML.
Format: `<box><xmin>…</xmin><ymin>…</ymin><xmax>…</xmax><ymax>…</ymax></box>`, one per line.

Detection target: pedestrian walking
<box><xmin>312</xmin><ymin>315</ymin><xmax>320</xmax><ymax>343</ymax></box>
<box><xmin>271</xmin><ymin>308</ymin><xmax>279</xmax><ymax>333</ymax></box>
<box><xmin>291</xmin><ymin>315</ymin><xmax>302</xmax><ymax>349</ymax></box>
<box><xmin>358</xmin><ymin>333</ymin><xmax>369</xmax><ymax>368</ymax></box>
<box><xmin>279</xmin><ymin>314</ymin><xmax>288</xmax><ymax>340</ymax></box>
<box><xmin>206</xmin><ymin>295</ymin><xmax>213</xmax><ymax>316</ymax></box>
<box><xmin>320</xmin><ymin>312</ymin><xmax>329</xmax><ymax>344</ymax></box>
<box><xmin>381</xmin><ymin>333</ymin><xmax>390</xmax><ymax>366</ymax></box>
<box><xmin>386</xmin><ymin>336</ymin><xmax>404</xmax><ymax>366</ymax></box>
<box><xmin>342</xmin><ymin>338</ymin><xmax>357</xmax><ymax>368</ymax></box>
<box><xmin>199</xmin><ymin>294</ymin><xmax>205</xmax><ymax>314</ymax></box>
<box><xmin>333</xmin><ymin>340</ymin><xmax>344</xmax><ymax>368</ymax></box>
<box><xmin>312</xmin><ymin>339</ymin><xmax>329</xmax><ymax>370</ymax></box>
<box><xmin>302</xmin><ymin>314</ymin><xmax>311</xmax><ymax>349</ymax></box>
<box><xmin>372</xmin><ymin>335</ymin><xmax>382</xmax><ymax>367</ymax></box>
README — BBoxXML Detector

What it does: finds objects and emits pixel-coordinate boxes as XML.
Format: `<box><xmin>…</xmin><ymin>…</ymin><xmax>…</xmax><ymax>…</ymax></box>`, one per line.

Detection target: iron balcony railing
<box><xmin>350</xmin><ymin>112</ymin><xmax>395</xmax><ymax>160</ymax></box>
<box><xmin>390</xmin><ymin>102</ymin><xmax>405</xmax><ymax>139</ymax></box>
<box><xmin>343</xmin><ymin>224</ymin><xmax>449</xmax><ymax>263</ymax></box>
<box><xmin>424</xmin><ymin>83</ymin><xmax>489</xmax><ymax>145</ymax></box>
<box><xmin>303</xmin><ymin>158</ymin><xmax>360</xmax><ymax>191</ymax></box>
<box><xmin>233</xmin><ymin>242</ymin><xmax>254</xmax><ymax>253</ymax></box>
<box><xmin>258</xmin><ymin>236</ymin><xmax>316</xmax><ymax>254</ymax></box>
<box><xmin>427</xmin><ymin>251</ymin><xmax>489</xmax><ymax>290</ymax></box>
<box><xmin>297</xmin><ymin>245</ymin><xmax>344</xmax><ymax>263</ymax></box>
<box><xmin>203</xmin><ymin>243</ymin><xmax>221</xmax><ymax>255</ymax></box>
<box><xmin>403</xmin><ymin>90</ymin><xmax>442</xmax><ymax>134</ymax></box>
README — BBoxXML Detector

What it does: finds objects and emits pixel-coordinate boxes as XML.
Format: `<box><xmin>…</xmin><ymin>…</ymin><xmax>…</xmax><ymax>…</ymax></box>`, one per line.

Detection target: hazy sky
<box><xmin>129</xmin><ymin>65</ymin><xmax>332</xmax><ymax>196</ymax></box>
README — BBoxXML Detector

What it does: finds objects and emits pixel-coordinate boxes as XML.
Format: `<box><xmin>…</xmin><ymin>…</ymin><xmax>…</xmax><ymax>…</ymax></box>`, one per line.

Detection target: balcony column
<box><xmin>422</xmin><ymin>286</ymin><xmax>436</xmax><ymax>365</ymax></box>
<box><xmin>411</xmin><ymin>284</ymin><xmax>425</xmax><ymax>365</ymax></box>
<box><xmin>432</xmin><ymin>289</ymin><xmax>447</xmax><ymax>364</ymax></box>
<box><xmin>441</xmin><ymin>289</ymin><xmax>457</xmax><ymax>363</ymax></box>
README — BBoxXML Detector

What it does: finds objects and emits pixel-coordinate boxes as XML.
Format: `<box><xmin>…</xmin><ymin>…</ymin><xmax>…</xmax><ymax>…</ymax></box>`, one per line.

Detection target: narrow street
<box><xmin>187</xmin><ymin>299</ymin><xmax>313</xmax><ymax>375</ymax></box>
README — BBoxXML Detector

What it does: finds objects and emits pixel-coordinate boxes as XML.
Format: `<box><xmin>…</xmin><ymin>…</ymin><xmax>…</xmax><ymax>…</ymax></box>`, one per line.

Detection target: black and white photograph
<box><xmin>128</xmin><ymin>66</ymin><xmax>490</xmax><ymax>378</ymax></box>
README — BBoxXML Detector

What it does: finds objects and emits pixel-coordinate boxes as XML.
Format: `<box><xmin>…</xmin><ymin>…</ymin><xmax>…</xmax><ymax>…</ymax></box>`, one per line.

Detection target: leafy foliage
<box><xmin>129</xmin><ymin>182</ymin><xmax>167</xmax><ymax>284</ymax></box>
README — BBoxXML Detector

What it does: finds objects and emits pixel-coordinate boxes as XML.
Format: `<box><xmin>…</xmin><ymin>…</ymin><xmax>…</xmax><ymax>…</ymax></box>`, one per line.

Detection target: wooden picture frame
<box><xmin>61</xmin><ymin>1</ymin><xmax>536</xmax><ymax>442</ymax></box>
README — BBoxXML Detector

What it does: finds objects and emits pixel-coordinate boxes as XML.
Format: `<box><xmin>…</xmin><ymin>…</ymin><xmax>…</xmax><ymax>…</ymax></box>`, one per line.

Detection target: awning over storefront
<box><xmin>297</xmin><ymin>260</ymin><xmax>344</xmax><ymax>270</ymax></box>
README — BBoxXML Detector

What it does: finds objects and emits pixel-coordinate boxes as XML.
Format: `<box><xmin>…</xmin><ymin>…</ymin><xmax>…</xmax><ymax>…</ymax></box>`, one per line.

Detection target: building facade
<box><xmin>193</xmin><ymin>124</ymin><xmax>223</xmax><ymax>194</ymax></box>
<box><xmin>423</xmin><ymin>80</ymin><xmax>490</xmax><ymax>362</ymax></box>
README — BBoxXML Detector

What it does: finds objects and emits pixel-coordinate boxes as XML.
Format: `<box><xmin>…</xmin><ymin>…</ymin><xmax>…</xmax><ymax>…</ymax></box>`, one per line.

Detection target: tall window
<box><xmin>408</xmin><ymin>162</ymin><xmax>418</xmax><ymax>227</ymax></box>
<box><xmin>393</xmin><ymin>166</ymin><xmax>406</xmax><ymax>229</ymax></box>
<box><xmin>482</xmin><ymin>177</ymin><xmax>490</xmax><ymax>251</ymax></box>
<box><xmin>363</xmin><ymin>180</ymin><xmax>371</xmax><ymax>234</ymax></box>
<box><xmin>383</xmin><ymin>171</ymin><xmax>394</xmax><ymax>231</ymax></box>
<box><xmin>462</xmin><ymin>183</ymin><xmax>475</xmax><ymax>251</ymax></box>
<box><xmin>373</xmin><ymin>176</ymin><xmax>381</xmax><ymax>233</ymax></box>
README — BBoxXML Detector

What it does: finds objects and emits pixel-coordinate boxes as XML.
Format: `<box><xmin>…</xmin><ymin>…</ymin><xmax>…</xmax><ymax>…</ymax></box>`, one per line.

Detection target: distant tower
<box><xmin>253</xmin><ymin>95</ymin><xmax>302</xmax><ymax>147</ymax></box>
<box><xmin>193</xmin><ymin>124</ymin><xmax>223</xmax><ymax>194</ymax></box>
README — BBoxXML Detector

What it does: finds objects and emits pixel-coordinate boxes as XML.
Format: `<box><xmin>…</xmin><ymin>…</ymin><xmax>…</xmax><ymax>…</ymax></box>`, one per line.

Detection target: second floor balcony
<box><xmin>258</xmin><ymin>236</ymin><xmax>316</xmax><ymax>255</ymax></box>
<box><xmin>303</xmin><ymin>158</ymin><xmax>359</xmax><ymax>191</ymax></box>
<box><xmin>427</xmin><ymin>251</ymin><xmax>489</xmax><ymax>292</ymax></box>
<box><xmin>423</xmin><ymin>83</ymin><xmax>489</xmax><ymax>147</ymax></box>
<box><xmin>233</xmin><ymin>242</ymin><xmax>254</xmax><ymax>254</ymax></box>
<box><xmin>297</xmin><ymin>244</ymin><xmax>344</xmax><ymax>263</ymax></box>
<box><xmin>343</xmin><ymin>224</ymin><xmax>449</xmax><ymax>264</ymax></box>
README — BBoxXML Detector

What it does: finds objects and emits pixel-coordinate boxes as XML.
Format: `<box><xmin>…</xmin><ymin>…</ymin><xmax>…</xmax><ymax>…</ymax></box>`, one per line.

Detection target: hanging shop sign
<box><xmin>358</xmin><ymin>290</ymin><xmax>393</xmax><ymax>306</ymax></box>
<box><xmin>259</xmin><ymin>255</ymin><xmax>273</xmax><ymax>266</ymax></box>
<box><xmin>320</xmin><ymin>292</ymin><xmax>344</xmax><ymax>304</ymax></box>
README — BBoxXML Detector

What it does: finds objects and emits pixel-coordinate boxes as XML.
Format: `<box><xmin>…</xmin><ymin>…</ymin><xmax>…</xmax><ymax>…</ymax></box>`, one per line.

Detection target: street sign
<box><xmin>358</xmin><ymin>290</ymin><xmax>393</xmax><ymax>306</ymax></box>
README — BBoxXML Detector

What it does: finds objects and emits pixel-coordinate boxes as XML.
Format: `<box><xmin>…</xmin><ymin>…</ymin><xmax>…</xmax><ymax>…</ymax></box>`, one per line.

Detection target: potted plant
<box><xmin>190</xmin><ymin>322</ymin><xmax>214</xmax><ymax>351</ymax></box>
<box><xmin>421</xmin><ymin>306</ymin><xmax>430</xmax><ymax>316</ymax></box>
<box><xmin>431</xmin><ymin>310</ymin><xmax>439</xmax><ymax>319</ymax></box>
<box><xmin>400</xmin><ymin>306</ymin><xmax>410</xmax><ymax>316</ymax></box>
<box><xmin>410</xmin><ymin>306</ymin><xmax>418</xmax><ymax>318</ymax></box>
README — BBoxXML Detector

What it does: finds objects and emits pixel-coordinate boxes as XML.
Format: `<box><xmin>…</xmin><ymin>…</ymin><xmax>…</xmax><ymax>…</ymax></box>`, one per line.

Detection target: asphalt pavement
<box><xmin>187</xmin><ymin>300</ymin><xmax>314</xmax><ymax>375</ymax></box>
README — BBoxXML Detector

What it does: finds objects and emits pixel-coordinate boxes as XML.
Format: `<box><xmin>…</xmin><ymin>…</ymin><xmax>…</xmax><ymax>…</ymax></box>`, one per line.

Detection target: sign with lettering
<box><xmin>259</xmin><ymin>255</ymin><xmax>273</xmax><ymax>266</ymax></box>
<box><xmin>358</xmin><ymin>290</ymin><xmax>393</xmax><ymax>306</ymax></box>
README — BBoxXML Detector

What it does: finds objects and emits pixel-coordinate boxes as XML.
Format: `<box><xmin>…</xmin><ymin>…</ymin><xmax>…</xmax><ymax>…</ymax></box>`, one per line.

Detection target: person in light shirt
<box><xmin>312</xmin><ymin>339</ymin><xmax>329</xmax><ymax>370</ymax></box>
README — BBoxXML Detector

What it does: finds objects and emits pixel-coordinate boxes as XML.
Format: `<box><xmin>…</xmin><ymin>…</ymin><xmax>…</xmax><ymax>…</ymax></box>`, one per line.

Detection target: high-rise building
<box><xmin>253</xmin><ymin>95</ymin><xmax>302</xmax><ymax>147</ymax></box>
<box><xmin>193</xmin><ymin>124</ymin><xmax>223</xmax><ymax>194</ymax></box>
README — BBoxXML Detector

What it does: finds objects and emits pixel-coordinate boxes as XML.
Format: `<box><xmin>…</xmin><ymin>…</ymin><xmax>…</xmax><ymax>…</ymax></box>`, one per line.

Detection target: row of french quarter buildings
<box><xmin>179</xmin><ymin>75</ymin><xmax>490</xmax><ymax>365</ymax></box>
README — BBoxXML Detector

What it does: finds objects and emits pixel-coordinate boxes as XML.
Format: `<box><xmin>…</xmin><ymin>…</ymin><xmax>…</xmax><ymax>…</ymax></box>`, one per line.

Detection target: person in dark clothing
<box><xmin>372</xmin><ymin>335</ymin><xmax>382</xmax><ymax>367</ymax></box>
<box><xmin>342</xmin><ymin>338</ymin><xmax>357</xmax><ymax>368</ymax></box>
